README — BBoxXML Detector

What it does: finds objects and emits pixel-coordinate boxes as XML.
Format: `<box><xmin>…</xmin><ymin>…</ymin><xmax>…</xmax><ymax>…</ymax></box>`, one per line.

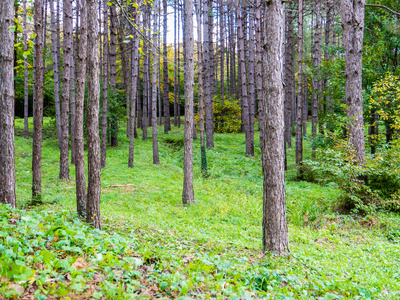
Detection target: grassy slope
<box><xmin>4</xmin><ymin>118</ymin><xmax>400</xmax><ymax>299</ymax></box>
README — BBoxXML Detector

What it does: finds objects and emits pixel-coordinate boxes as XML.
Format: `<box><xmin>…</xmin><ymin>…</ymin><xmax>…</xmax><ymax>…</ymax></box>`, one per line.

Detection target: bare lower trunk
<box><xmin>163</xmin><ymin>0</ymin><xmax>170</xmax><ymax>133</ymax></box>
<box><xmin>296</xmin><ymin>0</ymin><xmax>304</xmax><ymax>166</ymax></box>
<box><xmin>23</xmin><ymin>0</ymin><xmax>29</xmax><ymax>139</ymax></box>
<box><xmin>248</xmin><ymin>6</ymin><xmax>256</xmax><ymax>156</ymax></box>
<box><xmin>152</xmin><ymin>3</ymin><xmax>160</xmax><ymax>165</ymax></box>
<box><xmin>0</xmin><ymin>0</ymin><xmax>16</xmax><ymax>208</ymax></box>
<box><xmin>341</xmin><ymin>0</ymin><xmax>366</xmax><ymax>165</ymax></box>
<box><xmin>50</xmin><ymin>0</ymin><xmax>62</xmax><ymax>148</ymax></box>
<box><xmin>262</xmin><ymin>0</ymin><xmax>289</xmax><ymax>256</ymax></box>
<box><xmin>303</xmin><ymin>72</ymin><xmax>308</xmax><ymax>136</ymax></box>
<box><xmin>60</xmin><ymin>0</ymin><xmax>73</xmax><ymax>180</ymax></box>
<box><xmin>32</xmin><ymin>0</ymin><xmax>44</xmax><ymax>200</ymax></box>
<box><xmin>86</xmin><ymin>0</ymin><xmax>101</xmax><ymax>229</ymax></box>
<box><xmin>75</xmin><ymin>0</ymin><xmax>87</xmax><ymax>217</ymax></box>
<box><xmin>109</xmin><ymin>3</ymin><xmax>118</xmax><ymax>147</ymax></box>
<box><xmin>284</xmin><ymin>4</ymin><xmax>294</xmax><ymax>148</ymax></box>
<box><xmin>182</xmin><ymin>0</ymin><xmax>195</xmax><ymax>204</ymax></box>
<box><xmin>101</xmin><ymin>1</ymin><xmax>109</xmax><ymax>169</ymax></box>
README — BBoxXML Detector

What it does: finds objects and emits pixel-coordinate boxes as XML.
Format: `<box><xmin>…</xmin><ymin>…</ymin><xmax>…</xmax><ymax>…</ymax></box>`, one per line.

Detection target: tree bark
<box><xmin>32</xmin><ymin>0</ymin><xmax>44</xmax><ymax>200</ymax></box>
<box><xmin>163</xmin><ymin>0</ymin><xmax>171</xmax><ymax>133</ymax></box>
<box><xmin>296</xmin><ymin>0</ymin><xmax>304</xmax><ymax>166</ymax></box>
<box><xmin>248</xmin><ymin>5</ymin><xmax>256</xmax><ymax>156</ymax></box>
<box><xmin>219</xmin><ymin>0</ymin><xmax>225</xmax><ymax>99</ymax></box>
<box><xmin>86</xmin><ymin>0</ymin><xmax>102</xmax><ymax>229</ymax></box>
<box><xmin>152</xmin><ymin>2</ymin><xmax>160</xmax><ymax>165</ymax></box>
<box><xmin>23</xmin><ymin>0</ymin><xmax>29</xmax><ymax>139</ymax></box>
<box><xmin>70</xmin><ymin>2</ymin><xmax>78</xmax><ymax>165</ymax></box>
<box><xmin>0</xmin><ymin>0</ymin><xmax>16</xmax><ymax>208</ymax></box>
<box><xmin>284</xmin><ymin>4</ymin><xmax>294</xmax><ymax>148</ymax></box>
<box><xmin>262</xmin><ymin>0</ymin><xmax>290</xmax><ymax>256</ymax></box>
<box><xmin>182</xmin><ymin>0</ymin><xmax>195</xmax><ymax>204</ymax></box>
<box><xmin>128</xmin><ymin>9</ymin><xmax>140</xmax><ymax>168</ymax></box>
<box><xmin>59</xmin><ymin>0</ymin><xmax>73</xmax><ymax>180</ymax></box>
<box><xmin>75</xmin><ymin>0</ymin><xmax>87</xmax><ymax>217</ymax></box>
<box><xmin>50</xmin><ymin>0</ymin><xmax>62</xmax><ymax>149</ymax></box>
<box><xmin>101</xmin><ymin>0</ymin><xmax>109</xmax><ymax>169</ymax></box>
<box><xmin>109</xmin><ymin>2</ymin><xmax>118</xmax><ymax>147</ymax></box>
<box><xmin>173</xmin><ymin>0</ymin><xmax>178</xmax><ymax>127</ymax></box>
<box><xmin>341</xmin><ymin>0</ymin><xmax>366</xmax><ymax>165</ymax></box>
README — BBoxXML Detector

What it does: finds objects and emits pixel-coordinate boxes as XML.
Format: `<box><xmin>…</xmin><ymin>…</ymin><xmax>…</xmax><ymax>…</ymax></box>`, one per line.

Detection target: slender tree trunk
<box><xmin>50</xmin><ymin>0</ymin><xmax>62</xmax><ymax>148</ymax></box>
<box><xmin>303</xmin><ymin>71</ymin><xmax>308</xmax><ymax>136</ymax></box>
<box><xmin>142</xmin><ymin>7</ymin><xmax>149</xmax><ymax>140</ymax></box>
<box><xmin>248</xmin><ymin>6</ymin><xmax>256</xmax><ymax>156</ymax></box>
<box><xmin>255</xmin><ymin>0</ymin><xmax>264</xmax><ymax>152</ymax></box>
<box><xmin>325</xmin><ymin>2</ymin><xmax>333</xmax><ymax>132</ymax></box>
<box><xmin>32</xmin><ymin>0</ymin><xmax>44</xmax><ymax>200</ymax></box>
<box><xmin>284</xmin><ymin>4</ymin><xmax>294</xmax><ymax>148</ymax></box>
<box><xmin>219</xmin><ymin>0</ymin><xmax>225</xmax><ymax>99</ymax></box>
<box><xmin>75</xmin><ymin>0</ymin><xmax>87</xmax><ymax>217</ymax></box>
<box><xmin>296</xmin><ymin>0</ymin><xmax>304</xmax><ymax>166</ymax></box>
<box><xmin>23</xmin><ymin>0</ymin><xmax>29</xmax><ymax>138</ymax></box>
<box><xmin>0</xmin><ymin>0</ymin><xmax>16</xmax><ymax>208</ymax></box>
<box><xmin>128</xmin><ymin>9</ymin><xmax>140</xmax><ymax>168</ymax></box>
<box><xmin>70</xmin><ymin>0</ymin><xmax>79</xmax><ymax>165</ymax></box>
<box><xmin>56</xmin><ymin>0</ymin><xmax>61</xmax><ymax>76</ymax></box>
<box><xmin>341</xmin><ymin>0</ymin><xmax>366</xmax><ymax>165</ymax></box>
<box><xmin>262</xmin><ymin>0</ymin><xmax>289</xmax><ymax>256</ymax></box>
<box><xmin>152</xmin><ymin>2</ymin><xmax>160</xmax><ymax>165</ymax></box>
<box><xmin>86</xmin><ymin>0</ymin><xmax>102</xmax><ymax>229</ymax></box>
<box><xmin>101</xmin><ymin>0</ymin><xmax>109</xmax><ymax>169</ymax></box>
<box><xmin>177</xmin><ymin>4</ymin><xmax>181</xmax><ymax>128</ymax></box>
<box><xmin>59</xmin><ymin>0</ymin><xmax>73</xmax><ymax>180</ymax></box>
<box><xmin>182</xmin><ymin>0</ymin><xmax>195</xmax><ymax>204</ymax></box>
<box><xmin>173</xmin><ymin>0</ymin><xmax>178</xmax><ymax>127</ymax></box>
<box><xmin>163</xmin><ymin>0</ymin><xmax>171</xmax><ymax>134</ymax></box>
<box><xmin>109</xmin><ymin>2</ymin><xmax>118</xmax><ymax>147</ymax></box>
<box><xmin>203</xmin><ymin>0</ymin><xmax>214</xmax><ymax>148</ymax></box>
<box><xmin>229</xmin><ymin>10</ymin><xmax>236</xmax><ymax>96</ymax></box>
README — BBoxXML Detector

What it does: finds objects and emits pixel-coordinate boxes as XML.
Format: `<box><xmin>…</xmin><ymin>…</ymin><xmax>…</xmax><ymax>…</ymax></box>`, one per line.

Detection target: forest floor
<box><xmin>1</xmin><ymin>118</ymin><xmax>400</xmax><ymax>299</ymax></box>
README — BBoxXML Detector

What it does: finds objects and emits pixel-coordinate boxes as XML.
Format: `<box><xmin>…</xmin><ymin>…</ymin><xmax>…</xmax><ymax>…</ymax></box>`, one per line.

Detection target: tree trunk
<box><xmin>237</xmin><ymin>7</ymin><xmax>252</xmax><ymax>156</ymax></box>
<box><xmin>152</xmin><ymin>2</ymin><xmax>160</xmax><ymax>165</ymax></box>
<box><xmin>70</xmin><ymin>2</ymin><xmax>78</xmax><ymax>165</ymax></box>
<box><xmin>296</xmin><ymin>0</ymin><xmax>304</xmax><ymax>166</ymax></box>
<box><xmin>183</xmin><ymin>0</ymin><xmax>195</xmax><ymax>204</ymax></box>
<box><xmin>248</xmin><ymin>6</ymin><xmax>256</xmax><ymax>156</ymax></box>
<box><xmin>109</xmin><ymin>2</ymin><xmax>118</xmax><ymax>147</ymax></box>
<box><xmin>219</xmin><ymin>0</ymin><xmax>225</xmax><ymax>99</ymax></box>
<box><xmin>173</xmin><ymin>0</ymin><xmax>178</xmax><ymax>127</ymax></box>
<box><xmin>50</xmin><ymin>0</ymin><xmax>62</xmax><ymax>149</ymax></box>
<box><xmin>341</xmin><ymin>0</ymin><xmax>366</xmax><ymax>165</ymax></box>
<box><xmin>303</xmin><ymin>71</ymin><xmax>308</xmax><ymax>136</ymax></box>
<box><xmin>101</xmin><ymin>0</ymin><xmax>109</xmax><ymax>169</ymax></box>
<box><xmin>262</xmin><ymin>0</ymin><xmax>289</xmax><ymax>256</ymax></box>
<box><xmin>59</xmin><ymin>0</ymin><xmax>73</xmax><ymax>180</ymax></box>
<box><xmin>75</xmin><ymin>0</ymin><xmax>87</xmax><ymax>217</ymax></box>
<box><xmin>203</xmin><ymin>0</ymin><xmax>214</xmax><ymax>148</ymax></box>
<box><xmin>128</xmin><ymin>9</ymin><xmax>140</xmax><ymax>168</ymax></box>
<box><xmin>255</xmin><ymin>0</ymin><xmax>264</xmax><ymax>152</ymax></box>
<box><xmin>161</xmin><ymin>0</ymin><xmax>169</xmax><ymax>133</ymax></box>
<box><xmin>23</xmin><ymin>0</ymin><xmax>29</xmax><ymax>139</ymax></box>
<box><xmin>284</xmin><ymin>4</ymin><xmax>294</xmax><ymax>148</ymax></box>
<box><xmin>0</xmin><ymin>0</ymin><xmax>16</xmax><ymax>208</ymax></box>
<box><xmin>32</xmin><ymin>0</ymin><xmax>44</xmax><ymax>201</ymax></box>
<box><xmin>142</xmin><ymin>6</ymin><xmax>149</xmax><ymax>140</ymax></box>
<box><xmin>86</xmin><ymin>0</ymin><xmax>102</xmax><ymax>230</ymax></box>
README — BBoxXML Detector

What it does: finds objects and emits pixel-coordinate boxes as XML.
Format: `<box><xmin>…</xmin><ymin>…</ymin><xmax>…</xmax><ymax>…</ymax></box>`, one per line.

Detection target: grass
<box><xmin>1</xmin><ymin>117</ymin><xmax>399</xmax><ymax>299</ymax></box>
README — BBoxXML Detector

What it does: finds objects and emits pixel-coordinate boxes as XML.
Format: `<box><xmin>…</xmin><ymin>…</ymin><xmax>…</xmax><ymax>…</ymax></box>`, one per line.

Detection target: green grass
<box><xmin>1</xmin><ymin>117</ymin><xmax>400</xmax><ymax>299</ymax></box>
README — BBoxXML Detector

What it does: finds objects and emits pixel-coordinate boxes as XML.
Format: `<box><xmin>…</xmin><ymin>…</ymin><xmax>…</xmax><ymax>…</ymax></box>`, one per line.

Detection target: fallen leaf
<box><xmin>72</xmin><ymin>257</ymin><xmax>88</xmax><ymax>270</ymax></box>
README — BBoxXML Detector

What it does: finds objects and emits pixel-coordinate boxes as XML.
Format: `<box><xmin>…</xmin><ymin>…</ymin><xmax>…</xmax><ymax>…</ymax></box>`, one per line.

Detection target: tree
<box><xmin>262</xmin><ymin>0</ymin><xmax>290</xmax><ymax>255</ymax></box>
<box><xmin>0</xmin><ymin>0</ymin><xmax>16</xmax><ymax>208</ymax></box>
<box><xmin>50</xmin><ymin>0</ymin><xmax>62</xmax><ymax>149</ymax></box>
<box><xmin>75</xmin><ymin>0</ymin><xmax>87</xmax><ymax>217</ymax></box>
<box><xmin>152</xmin><ymin>1</ymin><xmax>160</xmax><ymax>165</ymax></box>
<box><xmin>163</xmin><ymin>0</ymin><xmax>171</xmax><ymax>133</ymax></box>
<box><xmin>296</xmin><ymin>0</ymin><xmax>304</xmax><ymax>166</ymax></box>
<box><xmin>60</xmin><ymin>0</ymin><xmax>73</xmax><ymax>180</ymax></box>
<box><xmin>109</xmin><ymin>2</ymin><xmax>118</xmax><ymax>147</ymax></box>
<box><xmin>32</xmin><ymin>0</ymin><xmax>44</xmax><ymax>201</ymax></box>
<box><xmin>23</xmin><ymin>0</ymin><xmax>29</xmax><ymax>139</ymax></box>
<box><xmin>86</xmin><ymin>0</ymin><xmax>102</xmax><ymax>229</ymax></box>
<box><xmin>341</xmin><ymin>0</ymin><xmax>366</xmax><ymax>166</ymax></box>
<box><xmin>182</xmin><ymin>0</ymin><xmax>195</xmax><ymax>204</ymax></box>
<box><xmin>101</xmin><ymin>0</ymin><xmax>109</xmax><ymax>169</ymax></box>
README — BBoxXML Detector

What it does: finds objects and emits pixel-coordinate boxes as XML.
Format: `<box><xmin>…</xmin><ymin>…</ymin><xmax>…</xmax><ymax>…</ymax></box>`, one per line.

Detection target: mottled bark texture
<box><xmin>101</xmin><ymin>0</ymin><xmax>109</xmax><ymax>169</ymax></box>
<box><xmin>284</xmin><ymin>4</ymin><xmax>294</xmax><ymax>148</ymax></box>
<box><xmin>152</xmin><ymin>3</ymin><xmax>160</xmax><ymax>165</ymax></box>
<box><xmin>75</xmin><ymin>0</ymin><xmax>87</xmax><ymax>217</ymax></box>
<box><xmin>86</xmin><ymin>0</ymin><xmax>102</xmax><ymax>229</ymax></box>
<box><xmin>50</xmin><ymin>0</ymin><xmax>62</xmax><ymax>149</ymax></box>
<box><xmin>0</xmin><ymin>0</ymin><xmax>16</xmax><ymax>208</ymax></box>
<box><xmin>262</xmin><ymin>0</ymin><xmax>290</xmax><ymax>256</ymax></box>
<box><xmin>163</xmin><ymin>0</ymin><xmax>171</xmax><ymax>133</ymax></box>
<box><xmin>109</xmin><ymin>3</ymin><xmax>118</xmax><ymax>147</ymax></box>
<box><xmin>296</xmin><ymin>0</ymin><xmax>304</xmax><ymax>165</ymax></box>
<box><xmin>182</xmin><ymin>0</ymin><xmax>195</xmax><ymax>204</ymax></box>
<box><xmin>32</xmin><ymin>0</ymin><xmax>44</xmax><ymax>200</ymax></box>
<box><xmin>60</xmin><ymin>0</ymin><xmax>73</xmax><ymax>180</ymax></box>
<box><xmin>341</xmin><ymin>0</ymin><xmax>366</xmax><ymax>165</ymax></box>
<box><xmin>23</xmin><ymin>0</ymin><xmax>29</xmax><ymax>139</ymax></box>
<box><xmin>128</xmin><ymin>10</ymin><xmax>140</xmax><ymax>168</ymax></box>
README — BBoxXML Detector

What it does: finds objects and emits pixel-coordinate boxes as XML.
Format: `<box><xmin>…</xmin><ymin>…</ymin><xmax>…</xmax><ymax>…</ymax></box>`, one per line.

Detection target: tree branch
<box><xmin>365</xmin><ymin>4</ymin><xmax>400</xmax><ymax>17</ymax></box>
